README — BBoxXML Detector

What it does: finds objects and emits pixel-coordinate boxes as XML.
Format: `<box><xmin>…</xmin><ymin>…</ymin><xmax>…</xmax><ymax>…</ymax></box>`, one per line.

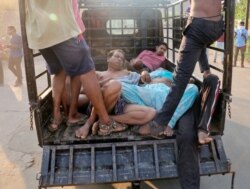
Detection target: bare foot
<box><xmin>75</xmin><ymin>122</ymin><xmax>91</xmax><ymax>139</ymax></box>
<box><xmin>198</xmin><ymin>130</ymin><xmax>213</xmax><ymax>144</ymax></box>
<box><xmin>163</xmin><ymin>126</ymin><xmax>174</xmax><ymax>136</ymax></box>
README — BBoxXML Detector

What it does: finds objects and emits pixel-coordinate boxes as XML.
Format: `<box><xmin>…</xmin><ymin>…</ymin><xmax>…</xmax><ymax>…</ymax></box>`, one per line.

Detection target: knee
<box><xmin>147</xmin><ymin>108</ymin><xmax>157</xmax><ymax>120</ymax></box>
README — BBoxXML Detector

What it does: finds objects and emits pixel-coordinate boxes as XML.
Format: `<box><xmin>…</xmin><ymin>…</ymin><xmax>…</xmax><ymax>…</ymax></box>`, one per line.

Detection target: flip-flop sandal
<box><xmin>48</xmin><ymin>117</ymin><xmax>64</xmax><ymax>133</ymax></box>
<box><xmin>98</xmin><ymin>119</ymin><xmax>128</xmax><ymax>136</ymax></box>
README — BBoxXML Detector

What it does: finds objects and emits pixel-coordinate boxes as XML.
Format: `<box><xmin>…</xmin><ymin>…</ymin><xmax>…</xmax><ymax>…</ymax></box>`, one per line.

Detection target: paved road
<box><xmin>0</xmin><ymin>59</ymin><xmax>249</xmax><ymax>189</ymax></box>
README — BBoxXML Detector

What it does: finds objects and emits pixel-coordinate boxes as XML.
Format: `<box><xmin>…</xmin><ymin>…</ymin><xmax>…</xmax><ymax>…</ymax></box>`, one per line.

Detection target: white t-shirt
<box><xmin>25</xmin><ymin>0</ymin><xmax>82</xmax><ymax>49</ymax></box>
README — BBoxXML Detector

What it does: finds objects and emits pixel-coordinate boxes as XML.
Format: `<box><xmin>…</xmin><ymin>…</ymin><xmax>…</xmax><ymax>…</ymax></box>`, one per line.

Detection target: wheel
<box><xmin>132</xmin><ymin>181</ymin><xmax>140</xmax><ymax>189</ymax></box>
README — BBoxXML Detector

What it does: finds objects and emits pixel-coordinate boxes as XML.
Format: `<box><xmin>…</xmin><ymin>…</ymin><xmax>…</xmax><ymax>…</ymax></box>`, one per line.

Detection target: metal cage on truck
<box><xmin>19</xmin><ymin>0</ymin><xmax>235</xmax><ymax>188</ymax></box>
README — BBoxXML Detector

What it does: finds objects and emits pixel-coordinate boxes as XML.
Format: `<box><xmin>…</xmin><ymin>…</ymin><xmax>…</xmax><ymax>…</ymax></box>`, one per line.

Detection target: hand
<box><xmin>131</xmin><ymin>59</ymin><xmax>143</xmax><ymax>70</ymax></box>
<box><xmin>140</xmin><ymin>70</ymin><xmax>151</xmax><ymax>83</ymax></box>
<box><xmin>203</xmin><ymin>70</ymin><xmax>211</xmax><ymax>78</ymax></box>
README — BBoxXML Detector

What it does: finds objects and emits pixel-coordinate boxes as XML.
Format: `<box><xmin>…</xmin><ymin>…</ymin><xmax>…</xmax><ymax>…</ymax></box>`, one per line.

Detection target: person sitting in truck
<box><xmin>25</xmin><ymin>0</ymin><xmax>114</xmax><ymax>133</ymax></box>
<box><xmin>75</xmin><ymin>49</ymin><xmax>158</xmax><ymax>139</ymax></box>
<box><xmin>75</xmin><ymin>49</ymin><xmax>198</xmax><ymax>138</ymax></box>
<box><xmin>128</xmin><ymin>42</ymin><xmax>168</xmax><ymax>72</ymax></box>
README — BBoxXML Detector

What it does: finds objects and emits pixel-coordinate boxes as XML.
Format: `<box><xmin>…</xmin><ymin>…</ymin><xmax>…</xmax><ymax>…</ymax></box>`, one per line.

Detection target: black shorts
<box><xmin>40</xmin><ymin>38</ymin><xmax>95</xmax><ymax>76</ymax></box>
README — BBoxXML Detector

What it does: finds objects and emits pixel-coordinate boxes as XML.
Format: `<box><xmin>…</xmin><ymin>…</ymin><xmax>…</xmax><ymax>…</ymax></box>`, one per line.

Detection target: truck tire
<box><xmin>131</xmin><ymin>181</ymin><xmax>140</xmax><ymax>189</ymax></box>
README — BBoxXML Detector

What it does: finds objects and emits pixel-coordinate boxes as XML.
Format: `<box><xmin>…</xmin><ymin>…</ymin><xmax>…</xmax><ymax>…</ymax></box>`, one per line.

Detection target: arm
<box><xmin>242</xmin><ymin>30</ymin><xmax>248</xmax><ymax>43</ymax></box>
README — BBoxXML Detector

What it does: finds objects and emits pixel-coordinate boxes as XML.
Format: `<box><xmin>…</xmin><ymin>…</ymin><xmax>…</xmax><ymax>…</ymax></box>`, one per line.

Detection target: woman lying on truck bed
<box><xmin>75</xmin><ymin>49</ymin><xmax>199</xmax><ymax>139</ymax></box>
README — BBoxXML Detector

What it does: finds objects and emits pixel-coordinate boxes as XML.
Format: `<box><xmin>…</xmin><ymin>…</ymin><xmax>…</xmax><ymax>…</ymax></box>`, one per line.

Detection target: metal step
<box><xmin>38</xmin><ymin>136</ymin><xmax>230</xmax><ymax>188</ymax></box>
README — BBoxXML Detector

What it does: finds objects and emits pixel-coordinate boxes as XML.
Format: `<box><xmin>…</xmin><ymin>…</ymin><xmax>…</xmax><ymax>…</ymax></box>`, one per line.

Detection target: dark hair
<box><xmin>8</xmin><ymin>26</ymin><xmax>16</xmax><ymax>31</ymax></box>
<box><xmin>157</xmin><ymin>42</ymin><xmax>168</xmax><ymax>49</ymax></box>
<box><xmin>240</xmin><ymin>21</ymin><xmax>245</xmax><ymax>25</ymax></box>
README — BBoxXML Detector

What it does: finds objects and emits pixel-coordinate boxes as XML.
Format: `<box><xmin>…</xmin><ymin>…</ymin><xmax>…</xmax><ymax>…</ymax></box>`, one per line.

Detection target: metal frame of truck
<box><xmin>19</xmin><ymin>0</ymin><xmax>235</xmax><ymax>188</ymax></box>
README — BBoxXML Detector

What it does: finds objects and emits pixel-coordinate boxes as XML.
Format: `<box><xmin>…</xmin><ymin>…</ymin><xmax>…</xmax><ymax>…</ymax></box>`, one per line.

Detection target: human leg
<box><xmin>95</xmin><ymin>80</ymin><xmax>130</xmax><ymax>136</ymax></box>
<box><xmin>138</xmin><ymin>83</ymin><xmax>198</xmax><ymax>137</ymax></box>
<box><xmin>240</xmin><ymin>46</ymin><xmax>246</xmax><ymax>67</ymax></box>
<box><xmin>67</xmin><ymin>76</ymin><xmax>85</xmax><ymax>125</ymax></box>
<box><xmin>39</xmin><ymin>47</ymin><xmax>66</xmax><ymax>131</ymax></box>
<box><xmin>76</xmin><ymin>80</ymin><xmax>121</xmax><ymax>138</ymax></box>
<box><xmin>8</xmin><ymin>57</ymin><xmax>18</xmax><ymax>83</ymax></box>
<box><xmin>197</xmin><ymin>74</ymin><xmax>220</xmax><ymax>144</ymax></box>
<box><xmin>14</xmin><ymin>57</ymin><xmax>22</xmax><ymax>85</ymax></box>
<box><xmin>176</xmin><ymin>107</ymin><xmax>200</xmax><ymax>189</ymax></box>
<box><xmin>53</xmin><ymin>38</ymin><xmax>111</xmax><ymax>126</ymax></box>
<box><xmin>233</xmin><ymin>47</ymin><xmax>239</xmax><ymax>66</ymax></box>
<box><xmin>198</xmin><ymin>47</ymin><xmax>210</xmax><ymax>73</ymax></box>
<box><xmin>166</xmin><ymin>84</ymin><xmax>199</xmax><ymax>131</ymax></box>
<box><xmin>50</xmin><ymin>69</ymin><xmax>67</xmax><ymax>130</ymax></box>
<box><xmin>153</xmin><ymin>30</ymin><xmax>204</xmax><ymax>129</ymax></box>
<box><xmin>111</xmin><ymin>104</ymin><xmax>156</xmax><ymax>125</ymax></box>
<box><xmin>152</xmin><ymin>18</ymin><xmax>223</xmax><ymax>134</ymax></box>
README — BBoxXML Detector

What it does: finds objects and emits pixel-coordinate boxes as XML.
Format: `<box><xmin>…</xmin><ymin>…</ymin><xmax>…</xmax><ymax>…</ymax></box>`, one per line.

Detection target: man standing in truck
<box><xmin>138</xmin><ymin>1</ymin><xmax>223</xmax><ymax>188</ymax></box>
<box><xmin>25</xmin><ymin>0</ymin><xmax>113</xmax><ymax>132</ymax></box>
<box><xmin>140</xmin><ymin>0</ymin><xmax>223</xmax><ymax>143</ymax></box>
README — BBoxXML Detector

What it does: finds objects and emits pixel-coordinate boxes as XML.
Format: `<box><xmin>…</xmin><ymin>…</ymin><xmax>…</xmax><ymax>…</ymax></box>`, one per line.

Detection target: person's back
<box><xmin>190</xmin><ymin>0</ymin><xmax>221</xmax><ymax>20</ymax></box>
<box><xmin>25</xmin><ymin>0</ymin><xmax>82</xmax><ymax>49</ymax></box>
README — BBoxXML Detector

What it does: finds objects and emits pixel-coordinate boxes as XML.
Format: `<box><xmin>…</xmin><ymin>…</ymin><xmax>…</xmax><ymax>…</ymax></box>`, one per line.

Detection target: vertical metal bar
<box><xmin>49</xmin><ymin>147</ymin><xmax>56</xmax><ymax>185</ymax></box>
<box><xmin>40</xmin><ymin>146</ymin><xmax>51</xmax><ymax>186</ymax></box>
<box><xmin>153</xmin><ymin>143</ymin><xmax>160</xmax><ymax>178</ymax></box>
<box><xmin>210</xmin><ymin>141</ymin><xmax>221</xmax><ymax>172</ymax></box>
<box><xmin>172</xmin><ymin>5</ymin><xmax>175</xmax><ymax>63</ymax></box>
<box><xmin>19</xmin><ymin>0</ymin><xmax>44</xmax><ymax>147</ymax></box>
<box><xmin>91</xmin><ymin>147</ymin><xmax>95</xmax><ymax>183</ymax></box>
<box><xmin>223</xmin><ymin>0</ymin><xmax>235</xmax><ymax>95</ymax></box>
<box><xmin>231</xmin><ymin>171</ymin><xmax>236</xmax><ymax>189</ymax></box>
<box><xmin>68</xmin><ymin>147</ymin><xmax>73</xmax><ymax>184</ymax></box>
<box><xmin>18</xmin><ymin>0</ymin><xmax>38</xmax><ymax>103</ymax></box>
<box><xmin>112</xmin><ymin>145</ymin><xmax>117</xmax><ymax>181</ymax></box>
<box><xmin>173</xmin><ymin>140</ymin><xmax>178</xmax><ymax>163</ymax></box>
<box><xmin>133</xmin><ymin>145</ymin><xmax>139</xmax><ymax>179</ymax></box>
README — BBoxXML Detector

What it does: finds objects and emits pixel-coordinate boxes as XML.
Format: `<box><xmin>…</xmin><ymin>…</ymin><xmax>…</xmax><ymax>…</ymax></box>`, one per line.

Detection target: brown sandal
<box><xmin>98</xmin><ymin>119</ymin><xmax>128</xmax><ymax>136</ymax></box>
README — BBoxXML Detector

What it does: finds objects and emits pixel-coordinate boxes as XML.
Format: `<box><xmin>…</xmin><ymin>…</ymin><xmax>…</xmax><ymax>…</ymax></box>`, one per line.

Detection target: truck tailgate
<box><xmin>38</xmin><ymin>136</ymin><xmax>230</xmax><ymax>188</ymax></box>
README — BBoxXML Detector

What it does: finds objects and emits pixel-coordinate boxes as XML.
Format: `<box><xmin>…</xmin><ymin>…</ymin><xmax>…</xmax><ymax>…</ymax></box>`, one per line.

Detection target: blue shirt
<box><xmin>235</xmin><ymin>27</ymin><xmax>248</xmax><ymax>47</ymax></box>
<box><xmin>10</xmin><ymin>34</ymin><xmax>23</xmax><ymax>58</ymax></box>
